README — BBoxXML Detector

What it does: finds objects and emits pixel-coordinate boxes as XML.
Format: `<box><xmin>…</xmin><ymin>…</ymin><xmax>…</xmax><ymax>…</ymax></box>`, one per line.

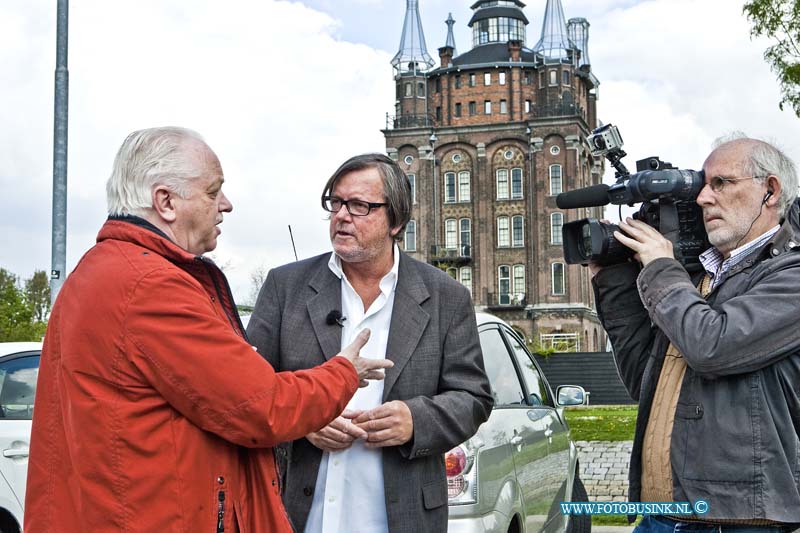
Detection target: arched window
<box><xmin>458</xmin><ymin>171</ymin><xmax>471</xmax><ymax>202</ymax></box>
<box><xmin>460</xmin><ymin>218</ymin><xmax>472</xmax><ymax>249</ymax></box>
<box><xmin>511</xmin><ymin>168</ymin><xmax>523</xmax><ymax>199</ymax></box>
<box><xmin>407</xmin><ymin>173</ymin><xmax>416</xmax><ymax>204</ymax></box>
<box><xmin>512</xmin><ymin>215</ymin><xmax>524</xmax><ymax>247</ymax></box>
<box><xmin>552</xmin><ymin>262</ymin><xmax>565</xmax><ymax>295</ymax></box>
<box><xmin>445</xmin><ymin>219</ymin><xmax>457</xmax><ymax>249</ymax></box>
<box><xmin>551</xmin><ymin>212</ymin><xmax>564</xmax><ymax>244</ymax></box>
<box><xmin>497</xmin><ymin>216</ymin><xmax>510</xmax><ymax>247</ymax></box>
<box><xmin>498</xmin><ymin>265</ymin><xmax>511</xmax><ymax>305</ymax></box>
<box><xmin>550</xmin><ymin>165</ymin><xmax>563</xmax><ymax>195</ymax></box>
<box><xmin>404</xmin><ymin>220</ymin><xmax>416</xmax><ymax>252</ymax></box>
<box><xmin>496</xmin><ymin>169</ymin><xmax>509</xmax><ymax>199</ymax></box>
<box><xmin>444</xmin><ymin>172</ymin><xmax>456</xmax><ymax>203</ymax></box>
<box><xmin>460</xmin><ymin>267</ymin><xmax>472</xmax><ymax>295</ymax></box>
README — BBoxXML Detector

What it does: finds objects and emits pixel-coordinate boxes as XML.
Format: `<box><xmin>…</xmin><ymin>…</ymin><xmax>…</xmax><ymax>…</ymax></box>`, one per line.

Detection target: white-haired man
<box><xmin>592</xmin><ymin>136</ymin><xmax>800</xmax><ymax>531</ymax></box>
<box><xmin>25</xmin><ymin>127</ymin><xmax>392</xmax><ymax>533</ymax></box>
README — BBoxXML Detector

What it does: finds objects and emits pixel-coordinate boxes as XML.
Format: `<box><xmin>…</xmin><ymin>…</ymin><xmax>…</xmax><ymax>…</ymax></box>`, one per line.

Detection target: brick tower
<box><xmin>383</xmin><ymin>0</ymin><xmax>606</xmax><ymax>351</ymax></box>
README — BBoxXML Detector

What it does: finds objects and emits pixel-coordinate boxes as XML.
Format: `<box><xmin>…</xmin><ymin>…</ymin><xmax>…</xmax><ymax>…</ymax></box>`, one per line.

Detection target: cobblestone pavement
<box><xmin>575</xmin><ymin>440</ymin><xmax>633</xmax><ymax>502</ymax></box>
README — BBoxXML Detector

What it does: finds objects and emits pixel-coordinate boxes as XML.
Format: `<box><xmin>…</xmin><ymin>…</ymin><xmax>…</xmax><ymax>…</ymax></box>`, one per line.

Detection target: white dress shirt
<box><xmin>304</xmin><ymin>246</ymin><xmax>400</xmax><ymax>533</ymax></box>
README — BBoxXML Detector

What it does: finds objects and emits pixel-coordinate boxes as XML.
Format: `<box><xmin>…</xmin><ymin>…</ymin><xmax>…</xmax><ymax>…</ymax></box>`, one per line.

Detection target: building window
<box><xmin>460</xmin><ymin>218</ymin><xmax>472</xmax><ymax>248</ymax></box>
<box><xmin>497</xmin><ymin>216</ymin><xmax>510</xmax><ymax>247</ymax></box>
<box><xmin>404</xmin><ymin>155</ymin><xmax>414</xmax><ymax>165</ymax></box>
<box><xmin>539</xmin><ymin>70</ymin><xmax>545</xmax><ymax>88</ymax></box>
<box><xmin>469</xmin><ymin>101</ymin><xmax>477</xmax><ymax>115</ymax></box>
<box><xmin>499</xmin><ymin>72</ymin><xmax>506</xmax><ymax>85</ymax></box>
<box><xmin>484</xmin><ymin>100</ymin><xmax>492</xmax><ymax>114</ymax></box>
<box><xmin>405</xmin><ymin>220</ymin><xmax>416</xmax><ymax>251</ymax></box>
<box><xmin>511</xmin><ymin>168</ymin><xmax>523</xmax><ymax>199</ymax></box>
<box><xmin>455</xmin><ymin>74</ymin><xmax>462</xmax><ymax>89</ymax></box>
<box><xmin>435</xmin><ymin>77</ymin><xmax>442</xmax><ymax>92</ymax></box>
<box><xmin>458</xmin><ymin>171</ymin><xmax>471</xmax><ymax>202</ymax></box>
<box><xmin>452</xmin><ymin>153</ymin><xmax>462</xmax><ymax>163</ymax></box>
<box><xmin>524</xmin><ymin>100</ymin><xmax>531</xmax><ymax>113</ymax></box>
<box><xmin>498</xmin><ymin>265</ymin><xmax>511</xmax><ymax>305</ymax></box>
<box><xmin>496</xmin><ymin>169</ymin><xmax>509</xmax><ymax>199</ymax></box>
<box><xmin>447</xmin><ymin>267</ymin><xmax>457</xmax><ymax>279</ymax></box>
<box><xmin>500</xmin><ymin>99</ymin><xmax>508</xmax><ymax>114</ymax></box>
<box><xmin>550</xmin><ymin>164</ymin><xmax>563</xmax><ymax>195</ymax></box>
<box><xmin>454</xmin><ymin>103</ymin><xmax>462</xmax><ymax>117</ymax></box>
<box><xmin>469</xmin><ymin>73</ymin><xmax>476</xmax><ymax>87</ymax></box>
<box><xmin>562</xmin><ymin>70</ymin><xmax>570</xmax><ymax>85</ymax></box>
<box><xmin>418</xmin><ymin>81</ymin><xmax>426</xmax><ymax>97</ymax></box>
<box><xmin>484</xmin><ymin>72</ymin><xmax>491</xmax><ymax>86</ymax></box>
<box><xmin>549</xmin><ymin>70</ymin><xmax>557</xmax><ymax>86</ymax></box>
<box><xmin>550</xmin><ymin>145</ymin><xmax>561</xmax><ymax>155</ymax></box>
<box><xmin>551</xmin><ymin>212</ymin><xmax>563</xmax><ymax>244</ymax></box>
<box><xmin>523</xmin><ymin>72</ymin><xmax>531</xmax><ymax>85</ymax></box>
<box><xmin>407</xmin><ymin>173</ymin><xmax>416</xmax><ymax>204</ymax></box>
<box><xmin>513</xmin><ymin>264</ymin><xmax>525</xmax><ymax>300</ymax></box>
<box><xmin>552</xmin><ymin>262</ymin><xmax>565</xmax><ymax>295</ymax></box>
<box><xmin>444</xmin><ymin>172</ymin><xmax>456</xmax><ymax>203</ymax></box>
<box><xmin>436</xmin><ymin>106</ymin><xmax>442</xmax><ymax>121</ymax></box>
<box><xmin>445</xmin><ymin>219</ymin><xmax>457</xmax><ymax>249</ymax></box>
<box><xmin>460</xmin><ymin>267</ymin><xmax>473</xmax><ymax>295</ymax></box>
<box><xmin>512</xmin><ymin>215</ymin><xmax>524</xmax><ymax>247</ymax></box>
<box><xmin>404</xmin><ymin>82</ymin><xmax>412</xmax><ymax>97</ymax></box>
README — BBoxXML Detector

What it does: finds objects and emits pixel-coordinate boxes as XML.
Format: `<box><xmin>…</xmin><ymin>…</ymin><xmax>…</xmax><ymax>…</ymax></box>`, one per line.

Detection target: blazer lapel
<box><xmin>383</xmin><ymin>253</ymin><xmax>430</xmax><ymax>400</ymax></box>
<box><xmin>307</xmin><ymin>255</ymin><xmax>343</xmax><ymax>360</ymax></box>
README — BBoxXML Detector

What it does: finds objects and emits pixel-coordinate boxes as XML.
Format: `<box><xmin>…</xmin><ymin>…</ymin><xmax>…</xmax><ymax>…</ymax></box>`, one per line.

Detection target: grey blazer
<box><xmin>247</xmin><ymin>251</ymin><xmax>493</xmax><ymax>533</ymax></box>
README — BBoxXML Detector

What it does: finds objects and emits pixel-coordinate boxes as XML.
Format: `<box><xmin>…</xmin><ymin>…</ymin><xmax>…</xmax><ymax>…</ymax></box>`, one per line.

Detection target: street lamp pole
<box><xmin>51</xmin><ymin>0</ymin><xmax>69</xmax><ymax>305</ymax></box>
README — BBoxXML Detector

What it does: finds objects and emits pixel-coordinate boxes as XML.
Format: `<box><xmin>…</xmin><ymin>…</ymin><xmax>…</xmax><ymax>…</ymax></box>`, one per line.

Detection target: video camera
<box><xmin>556</xmin><ymin>124</ymin><xmax>709</xmax><ymax>272</ymax></box>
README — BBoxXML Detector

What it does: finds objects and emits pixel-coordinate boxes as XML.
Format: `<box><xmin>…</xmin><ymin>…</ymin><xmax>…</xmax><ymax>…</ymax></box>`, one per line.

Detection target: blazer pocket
<box><xmin>422</xmin><ymin>479</ymin><xmax>447</xmax><ymax>510</ymax></box>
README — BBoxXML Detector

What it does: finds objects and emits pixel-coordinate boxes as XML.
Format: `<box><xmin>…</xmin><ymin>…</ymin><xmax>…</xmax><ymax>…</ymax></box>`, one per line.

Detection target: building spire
<box><xmin>533</xmin><ymin>0</ymin><xmax>573</xmax><ymax>62</ymax></box>
<box><xmin>392</xmin><ymin>0</ymin><xmax>435</xmax><ymax>73</ymax></box>
<box><xmin>445</xmin><ymin>12</ymin><xmax>457</xmax><ymax>55</ymax></box>
<box><xmin>568</xmin><ymin>17</ymin><xmax>590</xmax><ymax>68</ymax></box>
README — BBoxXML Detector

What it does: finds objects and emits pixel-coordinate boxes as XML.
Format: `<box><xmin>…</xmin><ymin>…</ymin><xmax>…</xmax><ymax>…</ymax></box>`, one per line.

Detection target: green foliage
<box><xmin>526</xmin><ymin>338</ymin><xmax>556</xmax><ymax>358</ymax></box>
<box><xmin>25</xmin><ymin>270</ymin><xmax>51</xmax><ymax>322</ymax></box>
<box><xmin>744</xmin><ymin>0</ymin><xmax>800</xmax><ymax>116</ymax></box>
<box><xmin>0</xmin><ymin>267</ymin><xmax>48</xmax><ymax>342</ymax></box>
<box><xmin>564</xmin><ymin>405</ymin><xmax>638</xmax><ymax>442</ymax></box>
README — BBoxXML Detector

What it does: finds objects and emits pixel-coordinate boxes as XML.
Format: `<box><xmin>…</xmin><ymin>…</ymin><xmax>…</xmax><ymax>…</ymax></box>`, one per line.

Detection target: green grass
<box><xmin>564</xmin><ymin>405</ymin><xmax>638</xmax><ymax>442</ymax></box>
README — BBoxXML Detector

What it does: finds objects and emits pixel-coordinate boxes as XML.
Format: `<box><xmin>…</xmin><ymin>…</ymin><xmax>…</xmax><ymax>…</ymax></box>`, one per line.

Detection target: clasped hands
<box><xmin>306</xmin><ymin>403</ymin><xmax>413</xmax><ymax>453</ymax></box>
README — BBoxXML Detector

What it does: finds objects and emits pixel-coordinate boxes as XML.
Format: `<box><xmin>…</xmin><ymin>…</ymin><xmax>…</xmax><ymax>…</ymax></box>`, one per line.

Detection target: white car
<box><xmin>0</xmin><ymin>342</ymin><xmax>41</xmax><ymax>533</ymax></box>
<box><xmin>447</xmin><ymin>314</ymin><xmax>589</xmax><ymax>533</ymax></box>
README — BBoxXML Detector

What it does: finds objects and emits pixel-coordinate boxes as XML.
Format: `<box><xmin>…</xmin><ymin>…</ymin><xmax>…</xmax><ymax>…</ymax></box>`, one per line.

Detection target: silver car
<box><xmin>447</xmin><ymin>313</ymin><xmax>589</xmax><ymax>533</ymax></box>
<box><xmin>0</xmin><ymin>342</ymin><xmax>41</xmax><ymax>533</ymax></box>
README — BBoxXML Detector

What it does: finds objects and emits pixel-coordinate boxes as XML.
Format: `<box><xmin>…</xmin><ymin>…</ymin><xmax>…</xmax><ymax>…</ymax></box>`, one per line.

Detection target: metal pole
<box><xmin>51</xmin><ymin>0</ymin><xmax>69</xmax><ymax>305</ymax></box>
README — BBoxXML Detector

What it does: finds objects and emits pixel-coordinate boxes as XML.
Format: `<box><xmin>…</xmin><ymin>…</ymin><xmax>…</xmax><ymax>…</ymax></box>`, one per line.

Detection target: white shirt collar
<box><xmin>327</xmin><ymin>243</ymin><xmax>401</xmax><ymax>295</ymax></box>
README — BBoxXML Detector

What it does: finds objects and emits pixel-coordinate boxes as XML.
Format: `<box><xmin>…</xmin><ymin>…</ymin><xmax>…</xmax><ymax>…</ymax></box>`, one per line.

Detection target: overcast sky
<box><xmin>1</xmin><ymin>0</ymin><xmax>797</xmax><ymax>303</ymax></box>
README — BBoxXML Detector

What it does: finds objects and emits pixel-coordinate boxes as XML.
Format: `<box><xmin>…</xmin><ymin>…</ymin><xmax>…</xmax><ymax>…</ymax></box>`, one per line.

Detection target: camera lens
<box><xmin>592</xmin><ymin>136</ymin><xmax>606</xmax><ymax>150</ymax></box>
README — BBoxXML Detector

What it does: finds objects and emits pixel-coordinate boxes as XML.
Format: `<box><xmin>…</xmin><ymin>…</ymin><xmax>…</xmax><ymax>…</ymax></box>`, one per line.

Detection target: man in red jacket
<box><xmin>25</xmin><ymin>126</ymin><xmax>392</xmax><ymax>533</ymax></box>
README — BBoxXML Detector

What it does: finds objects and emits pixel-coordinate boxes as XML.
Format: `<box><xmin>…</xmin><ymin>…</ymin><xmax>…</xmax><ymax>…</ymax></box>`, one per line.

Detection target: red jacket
<box><xmin>25</xmin><ymin>217</ymin><xmax>358</xmax><ymax>532</ymax></box>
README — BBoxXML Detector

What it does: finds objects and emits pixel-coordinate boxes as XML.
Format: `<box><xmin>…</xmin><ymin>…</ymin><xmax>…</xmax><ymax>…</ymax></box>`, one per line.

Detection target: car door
<box><xmin>501</xmin><ymin>328</ymin><xmax>572</xmax><ymax>533</ymax></box>
<box><xmin>0</xmin><ymin>351</ymin><xmax>40</xmax><ymax>514</ymax></box>
<box><xmin>479</xmin><ymin>325</ymin><xmax>551</xmax><ymax>532</ymax></box>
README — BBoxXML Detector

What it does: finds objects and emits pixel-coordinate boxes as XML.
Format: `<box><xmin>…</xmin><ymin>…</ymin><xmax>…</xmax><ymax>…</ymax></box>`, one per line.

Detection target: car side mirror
<box><xmin>556</xmin><ymin>385</ymin><xmax>587</xmax><ymax>406</ymax></box>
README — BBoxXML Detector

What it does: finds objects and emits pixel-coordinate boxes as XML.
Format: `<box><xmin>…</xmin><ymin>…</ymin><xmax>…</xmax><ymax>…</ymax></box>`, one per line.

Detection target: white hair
<box><xmin>711</xmin><ymin>133</ymin><xmax>798</xmax><ymax>218</ymax></box>
<box><xmin>106</xmin><ymin>126</ymin><xmax>207</xmax><ymax>216</ymax></box>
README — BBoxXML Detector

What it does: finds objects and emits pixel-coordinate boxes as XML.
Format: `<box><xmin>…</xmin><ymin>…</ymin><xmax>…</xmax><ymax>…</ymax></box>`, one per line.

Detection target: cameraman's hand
<box><xmin>588</xmin><ymin>219</ymin><xmax>612</xmax><ymax>277</ymax></box>
<box><xmin>615</xmin><ymin>217</ymin><xmax>673</xmax><ymax>267</ymax></box>
<box><xmin>337</xmin><ymin>329</ymin><xmax>394</xmax><ymax>387</ymax></box>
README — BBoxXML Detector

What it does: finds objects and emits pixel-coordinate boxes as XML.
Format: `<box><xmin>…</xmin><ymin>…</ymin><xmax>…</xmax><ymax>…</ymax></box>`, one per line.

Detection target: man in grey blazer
<box><xmin>247</xmin><ymin>153</ymin><xmax>493</xmax><ymax>533</ymax></box>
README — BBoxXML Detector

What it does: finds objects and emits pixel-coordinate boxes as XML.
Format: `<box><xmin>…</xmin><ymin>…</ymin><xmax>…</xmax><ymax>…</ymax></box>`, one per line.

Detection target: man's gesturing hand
<box><xmin>615</xmin><ymin>217</ymin><xmax>674</xmax><ymax>267</ymax></box>
<box><xmin>337</xmin><ymin>329</ymin><xmax>394</xmax><ymax>387</ymax></box>
<box><xmin>352</xmin><ymin>401</ymin><xmax>414</xmax><ymax>448</ymax></box>
<box><xmin>306</xmin><ymin>409</ymin><xmax>367</xmax><ymax>452</ymax></box>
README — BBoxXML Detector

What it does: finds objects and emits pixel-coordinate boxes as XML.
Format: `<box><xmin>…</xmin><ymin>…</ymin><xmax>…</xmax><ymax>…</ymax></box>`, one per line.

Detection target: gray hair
<box><xmin>712</xmin><ymin>133</ymin><xmax>798</xmax><ymax>218</ymax></box>
<box><xmin>320</xmin><ymin>153</ymin><xmax>412</xmax><ymax>241</ymax></box>
<box><xmin>106</xmin><ymin>126</ymin><xmax>207</xmax><ymax>216</ymax></box>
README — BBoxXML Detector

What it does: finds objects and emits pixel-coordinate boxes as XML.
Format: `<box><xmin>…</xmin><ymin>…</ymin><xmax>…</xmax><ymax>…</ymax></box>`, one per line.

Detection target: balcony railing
<box><xmin>429</xmin><ymin>244</ymin><xmax>471</xmax><ymax>264</ymax></box>
<box><xmin>385</xmin><ymin>113</ymin><xmax>435</xmax><ymax>130</ymax></box>
<box><xmin>487</xmin><ymin>292</ymin><xmax>527</xmax><ymax>310</ymax></box>
<box><xmin>535</xmin><ymin>102</ymin><xmax>585</xmax><ymax>119</ymax></box>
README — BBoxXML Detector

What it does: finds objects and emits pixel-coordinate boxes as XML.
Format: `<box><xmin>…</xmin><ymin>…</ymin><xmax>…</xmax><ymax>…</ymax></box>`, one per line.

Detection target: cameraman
<box><xmin>591</xmin><ymin>136</ymin><xmax>800</xmax><ymax>531</ymax></box>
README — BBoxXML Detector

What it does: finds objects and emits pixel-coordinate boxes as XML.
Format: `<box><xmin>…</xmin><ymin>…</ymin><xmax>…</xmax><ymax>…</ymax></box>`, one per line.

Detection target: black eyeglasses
<box><xmin>708</xmin><ymin>175</ymin><xmax>762</xmax><ymax>193</ymax></box>
<box><xmin>323</xmin><ymin>196</ymin><xmax>387</xmax><ymax>216</ymax></box>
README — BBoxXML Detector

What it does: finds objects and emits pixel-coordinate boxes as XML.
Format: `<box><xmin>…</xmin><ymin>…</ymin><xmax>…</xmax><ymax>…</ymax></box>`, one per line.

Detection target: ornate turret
<box><xmin>567</xmin><ymin>17</ymin><xmax>590</xmax><ymax>68</ymax></box>
<box><xmin>445</xmin><ymin>13</ymin><xmax>457</xmax><ymax>55</ymax></box>
<box><xmin>533</xmin><ymin>0</ymin><xmax>573</xmax><ymax>62</ymax></box>
<box><xmin>392</xmin><ymin>0</ymin><xmax>435</xmax><ymax>74</ymax></box>
<box><xmin>468</xmin><ymin>0</ymin><xmax>528</xmax><ymax>48</ymax></box>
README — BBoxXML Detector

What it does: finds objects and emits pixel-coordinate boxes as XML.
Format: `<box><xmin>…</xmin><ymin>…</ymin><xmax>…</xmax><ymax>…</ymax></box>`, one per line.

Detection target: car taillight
<box><xmin>445</xmin><ymin>446</ymin><xmax>467</xmax><ymax>477</ymax></box>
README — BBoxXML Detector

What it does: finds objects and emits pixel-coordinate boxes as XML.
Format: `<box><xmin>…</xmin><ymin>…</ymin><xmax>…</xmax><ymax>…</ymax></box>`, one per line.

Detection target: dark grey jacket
<box><xmin>593</xmin><ymin>199</ymin><xmax>800</xmax><ymax>523</ymax></box>
<box><xmin>247</xmin><ymin>251</ymin><xmax>493</xmax><ymax>533</ymax></box>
